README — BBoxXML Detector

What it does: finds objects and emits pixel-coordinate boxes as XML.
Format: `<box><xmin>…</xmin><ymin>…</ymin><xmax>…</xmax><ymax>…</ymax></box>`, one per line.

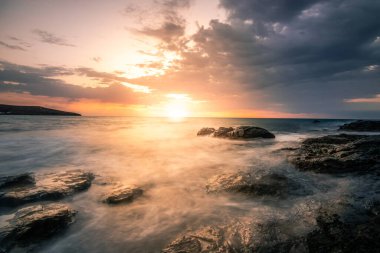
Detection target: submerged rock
<box><xmin>103</xmin><ymin>185</ymin><xmax>143</xmax><ymax>204</ymax></box>
<box><xmin>289</xmin><ymin>134</ymin><xmax>380</xmax><ymax>174</ymax></box>
<box><xmin>206</xmin><ymin>172</ymin><xmax>305</xmax><ymax>198</ymax></box>
<box><xmin>197</xmin><ymin>126</ymin><xmax>275</xmax><ymax>139</ymax></box>
<box><xmin>0</xmin><ymin>173</ymin><xmax>35</xmax><ymax>189</ymax></box>
<box><xmin>339</xmin><ymin>120</ymin><xmax>380</xmax><ymax>132</ymax></box>
<box><xmin>0</xmin><ymin>203</ymin><xmax>76</xmax><ymax>252</ymax></box>
<box><xmin>0</xmin><ymin>170</ymin><xmax>94</xmax><ymax>206</ymax></box>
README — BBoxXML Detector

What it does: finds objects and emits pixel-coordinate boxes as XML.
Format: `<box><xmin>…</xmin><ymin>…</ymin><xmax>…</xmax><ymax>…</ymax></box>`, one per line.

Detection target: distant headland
<box><xmin>0</xmin><ymin>104</ymin><xmax>81</xmax><ymax>116</ymax></box>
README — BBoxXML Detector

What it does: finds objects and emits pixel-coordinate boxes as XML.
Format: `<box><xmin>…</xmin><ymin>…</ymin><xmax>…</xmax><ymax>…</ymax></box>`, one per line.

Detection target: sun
<box><xmin>165</xmin><ymin>103</ymin><xmax>189</xmax><ymax>120</ymax></box>
<box><xmin>164</xmin><ymin>94</ymin><xmax>190</xmax><ymax>120</ymax></box>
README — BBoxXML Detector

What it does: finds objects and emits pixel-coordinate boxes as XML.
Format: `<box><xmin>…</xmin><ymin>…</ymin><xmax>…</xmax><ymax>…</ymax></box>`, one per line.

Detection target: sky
<box><xmin>0</xmin><ymin>0</ymin><xmax>379</xmax><ymax>118</ymax></box>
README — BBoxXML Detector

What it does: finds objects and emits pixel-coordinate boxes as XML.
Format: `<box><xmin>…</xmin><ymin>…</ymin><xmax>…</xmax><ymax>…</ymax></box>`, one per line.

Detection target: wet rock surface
<box><xmin>0</xmin><ymin>203</ymin><xmax>76</xmax><ymax>252</ymax></box>
<box><xmin>339</xmin><ymin>120</ymin><xmax>380</xmax><ymax>132</ymax></box>
<box><xmin>163</xmin><ymin>204</ymin><xmax>380</xmax><ymax>253</ymax></box>
<box><xmin>0</xmin><ymin>170</ymin><xmax>94</xmax><ymax>206</ymax></box>
<box><xmin>162</xmin><ymin>224</ymin><xmax>255</xmax><ymax>253</ymax></box>
<box><xmin>103</xmin><ymin>185</ymin><xmax>143</xmax><ymax>204</ymax></box>
<box><xmin>197</xmin><ymin>126</ymin><xmax>275</xmax><ymax>139</ymax></box>
<box><xmin>206</xmin><ymin>172</ymin><xmax>305</xmax><ymax>198</ymax></box>
<box><xmin>0</xmin><ymin>173</ymin><xmax>35</xmax><ymax>189</ymax></box>
<box><xmin>289</xmin><ymin>134</ymin><xmax>380</xmax><ymax>174</ymax></box>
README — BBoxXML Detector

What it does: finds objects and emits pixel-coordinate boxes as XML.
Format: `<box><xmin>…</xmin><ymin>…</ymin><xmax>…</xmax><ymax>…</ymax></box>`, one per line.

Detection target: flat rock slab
<box><xmin>339</xmin><ymin>120</ymin><xmax>380</xmax><ymax>132</ymax></box>
<box><xmin>103</xmin><ymin>185</ymin><xmax>143</xmax><ymax>204</ymax></box>
<box><xmin>0</xmin><ymin>203</ymin><xmax>76</xmax><ymax>252</ymax></box>
<box><xmin>289</xmin><ymin>134</ymin><xmax>380</xmax><ymax>174</ymax></box>
<box><xmin>0</xmin><ymin>170</ymin><xmax>94</xmax><ymax>206</ymax></box>
<box><xmin>206</xmin><ymin>172</ymin><xmax>305</xmax><ymax>198</ymax></box>
<box><xmin>197</xmin><ymin>126</ymin><xmax>275</xmax><ymax>139</ymax></box>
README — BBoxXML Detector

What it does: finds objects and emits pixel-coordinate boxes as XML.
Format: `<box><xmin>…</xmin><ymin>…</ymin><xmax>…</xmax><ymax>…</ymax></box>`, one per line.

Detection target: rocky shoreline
<box><xmin>0</xmin><ymin>120</ymin><xmax>379</xmax><ymax>252</ymax></box>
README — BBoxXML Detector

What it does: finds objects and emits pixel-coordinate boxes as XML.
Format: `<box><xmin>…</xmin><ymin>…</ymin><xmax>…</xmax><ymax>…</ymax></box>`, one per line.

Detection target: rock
<box><xmin>0</xmin><ymin>170</ymin><xmax>94</xmax><ymax>206</ymax></box>
<box><xmin>0</xmin><ymin>173</ymin><xmax>35</xmax><ymax>189</ymax></box>
<box><xmin>305</xmin><ymin>210</ymin><xmax>380</xmax><ymax>253</ymax></box>
<box><xmin>339</xmin><ymin>120</ymin><xmax>380</xmax><ymax>132</ymax></box>
<box><xmin>162</xmin><ymin>226</ymin><xmax>227</xmax><ymax>253</ymax></box>
<box><xmin>206</xmin><ymin>172</ymin><xmax>305</xmax><ymax>198</ymax></box>
<box><xmin>312</xmin><ymin>120</ymin><xmax>321</xmax><ymax>124</ymax></box>
<box><xmin>0</xmin><ymin>203</ymin><xmax>76</xmax><ymax>252</ymax></box>
<box><xmin>289</xmin><ymin>134</ymin><xmax>380</xmax><ymax>174</ymax></box>
<box><xmin>197</xmin><ymin>128</ymin><xmax>215</xmax><ymax>136</ymax></box>
<box><xmin>103</xmin><ymin>185</ymin><xmax>143</xmax><ymax>204</ymax></box>
<box><xmin>163</xmin><ymin>204</ymin><xmax>380</xmax><ymax>253</ymax></box>
<box><xmin>213</xmin><ymin>127</ymin><xmax>234</xmax><ymax>137</ymax></box>
<box><xmin>197</xmin><ymin>126</ymin><xmax>275</xmax><ymax>139</ymax></box>
<box><xmin>206</xmin><ymin>172</ymin><xmax>252</xmax><ymax>194</ymax></box>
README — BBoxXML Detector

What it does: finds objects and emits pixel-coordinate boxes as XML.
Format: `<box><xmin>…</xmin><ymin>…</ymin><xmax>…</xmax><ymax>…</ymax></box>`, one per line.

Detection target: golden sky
<box><xmin>0</xmin><ymin>0</ymin><xmax>379</xmax><ymax>118</ymax></box>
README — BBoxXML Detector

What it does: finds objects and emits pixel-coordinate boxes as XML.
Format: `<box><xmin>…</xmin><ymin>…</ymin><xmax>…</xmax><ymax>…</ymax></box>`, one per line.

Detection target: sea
<box><xmin>0</xmin><ymin>116</ymin><xmax>378</xmax><ymax>252</ymax></box>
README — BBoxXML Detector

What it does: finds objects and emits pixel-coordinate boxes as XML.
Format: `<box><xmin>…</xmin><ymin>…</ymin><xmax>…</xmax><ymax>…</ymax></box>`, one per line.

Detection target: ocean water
<box><xmin>0</xmin><ymin>116</ymin><xmax>377</xmax><ymax>252</ymax></box>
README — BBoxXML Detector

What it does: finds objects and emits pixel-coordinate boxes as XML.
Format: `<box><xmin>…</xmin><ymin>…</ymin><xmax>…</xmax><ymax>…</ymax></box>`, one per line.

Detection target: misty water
<box><xmin>0</xmin><ymin>116</ymin><xmax>378</xmax><ymax>252</ymax></box>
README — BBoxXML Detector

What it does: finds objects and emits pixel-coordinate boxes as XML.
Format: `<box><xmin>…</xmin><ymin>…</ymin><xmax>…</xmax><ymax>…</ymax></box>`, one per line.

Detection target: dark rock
<box><xmin>0</xmin><ymin>173</ymin><xmax>35</xmax><ymax>189</ymax></box>
<box><xmin>0</xmin><ymin>203</ymin><xmax>76</xmax><ymax>252</ymax></box>
<box><xmin>339</xmin><ymin>120</ymin><xmax>380</xmax><ymax>132</ymax></box>
<box><xmin>197</xmin><ymin>127</ymin><xmax>215</xmax><ymax>136</ymax></box>
<box><xmin>103</xmin><ymin>185</ymin><xmax>143</xmax><ymax>204</ymax></box>
<box><xmin>305</xmin><ymin>210</ymin><xmax>380</xmax><ymax>253</ymax></box>
<box><xmin>0</xmin><ymin>170</ymin><xmax>94</xmax><ymax>206</ymax></box>
<box><xmin>289</xmin><ymin>134</ymin><xmax>380</xmax><ymax>174</ymax></box>
<box><xmin>197</xmin><ymin>126</ymin><xmax>275</xmax><ymax>139</ymax></box>
<box><xmin>163</xmin><ymin>205</ymin><xmax>380</xmax><ymax>253</ymax></box>
<box><xmin>206</xmin><ymin>172</ymin><xmax>305</xmax><ymax>198</ymax></box>
<box><xmin>312</xmin><ymin>120</ymin><xmax>321</xmax><ymax>124</ymax></box>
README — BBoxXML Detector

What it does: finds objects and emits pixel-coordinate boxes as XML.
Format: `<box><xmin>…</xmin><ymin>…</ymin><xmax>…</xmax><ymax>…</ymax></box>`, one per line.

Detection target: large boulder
<box><xmin>339</xmin><ymin>120</ymin><xmax>380</xmax><ymax>132</ymax></box>
<box><xmin>103</xmin><ymin>185</ymin><xmax>143</xmax><ymax>204</ymax></box>
<box><xmin>0</xmin><ymin>170</ymin><xmax>94</xmax><ymax>206</ymax></box>
<box><xmin>197</xmin><ymin>126</ymin><xmax>275</xmax><ymax>139</ymax></box>
<box><xmin>0</xmin><ymin>203</ymin><xmax>76</xmax><ymax>252</ymax></box>
<box><xmin>206</xmin><ymin>172</ymin><xmax>305</xmax><ymax>198</ymax></box>
<box><xmin>289</xmin><ymin>134</ymin><xmax>380</xmax><ymax>174</ymax></box>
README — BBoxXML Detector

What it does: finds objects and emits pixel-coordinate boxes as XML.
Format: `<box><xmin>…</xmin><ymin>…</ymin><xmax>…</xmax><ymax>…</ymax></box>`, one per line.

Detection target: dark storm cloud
<box><xmin>0</xmin><ymin>61</ymin><xmax>142</xmax><ymax>103</ymax></box>
<box><xmin>167</xmin><ymin>0</ymin><xmax>380</xmax><ymax>117</ymax></box>
<box><xmin>33</xmin><ymin>29</ymin><xmax>76</xmax><ymax>47</ymax></box>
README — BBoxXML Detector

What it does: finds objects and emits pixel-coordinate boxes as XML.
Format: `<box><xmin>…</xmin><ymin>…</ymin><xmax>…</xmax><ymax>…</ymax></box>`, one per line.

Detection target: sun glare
<box><xmin>164</xmin><ymin>93</ymin><xmax>190</xmax><ymax>119</ymax></box>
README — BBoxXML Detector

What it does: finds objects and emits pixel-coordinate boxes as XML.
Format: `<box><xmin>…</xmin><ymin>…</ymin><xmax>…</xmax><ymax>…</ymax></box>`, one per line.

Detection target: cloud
<box><xmin>0</xmin><ymin>61</ymin><xmax>150</xmax><ymax>103</ymax></box>
<box><xmin>0</xmin><ymin>41</ymin><xmax>26</xmax><ymax>51</ymax></box>
<box><xmin>91</xmin><ymin>57</ymin><xmax>102</xmax><ymax>63</ymax></box>
<box><xmin>345</xmin><ymin>94</ymin><xmax>380</xmax><ymax>103</ymax></box>
<box><xmin>33</xmin><ymin>29</ymin><xmax>76</xmax><ymax>47</ymax></box>
<box><xmin>135</xmin><ymin>0</ymin><xmax>380</xmax><ymax>118</ymax></box>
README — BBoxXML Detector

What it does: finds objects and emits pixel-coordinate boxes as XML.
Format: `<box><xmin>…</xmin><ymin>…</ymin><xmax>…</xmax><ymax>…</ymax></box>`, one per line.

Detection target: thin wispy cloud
<box><xmin>33</xmin><ymin>29</ymin><xmax>76</xmax><ymax>47</ymax></box>
<box><xmin>0</xmin><ymin>41</ymin><xmax>26</xmax><ymax>51</ymax></box>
